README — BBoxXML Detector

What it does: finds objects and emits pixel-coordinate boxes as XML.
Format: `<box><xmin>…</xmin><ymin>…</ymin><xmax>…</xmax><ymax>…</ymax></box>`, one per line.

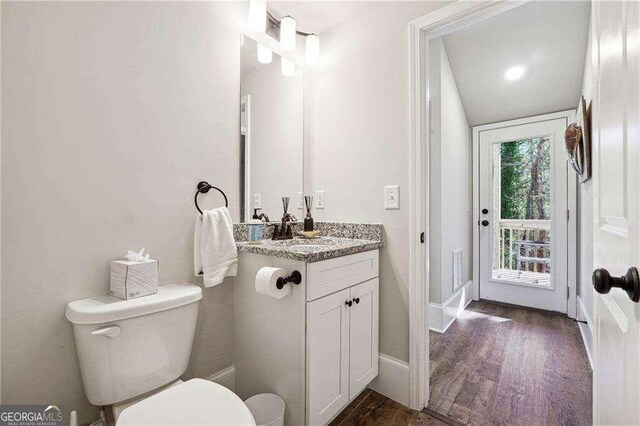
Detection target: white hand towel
<box><xmin>194</xmin><ymin>207</ymin><xmax>238</xmax><ymax>287</ymax></box>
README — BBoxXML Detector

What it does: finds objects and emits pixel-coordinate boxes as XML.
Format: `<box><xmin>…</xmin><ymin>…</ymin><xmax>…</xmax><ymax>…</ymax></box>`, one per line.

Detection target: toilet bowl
<box><xmin>116</xmin><ymin>379</ymin><xmax>255</xmax><ymax>425</ymax></box>
<box><xmin>65</xmin><ymin>284</ymin><xmax>255</xmax><ymax>426</ymax></box>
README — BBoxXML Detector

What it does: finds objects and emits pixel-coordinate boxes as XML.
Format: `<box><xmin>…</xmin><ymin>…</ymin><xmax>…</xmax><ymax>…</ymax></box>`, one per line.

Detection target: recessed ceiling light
<box><xmin>504</xmin><ymin>65</ymin><xmax>526</xmax><ymax>81</ymax></box>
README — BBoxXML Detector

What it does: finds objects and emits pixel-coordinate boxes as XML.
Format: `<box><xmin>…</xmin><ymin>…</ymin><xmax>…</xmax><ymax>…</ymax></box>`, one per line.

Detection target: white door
<box><xmin>348</xmin><ymin>278</ymin><xmax>379</xmax><ymax>399</ymax></box>
<box><xmin>479</xmin><ymin>116</ymin><xmax>569</xmax><ymax>312</ymax></box>
<box><xmin>307</xmin><ymin>288</ymin><xmax>350</xmax><ymax>426</ymax></box>
<box><xmin>591</xmin><ymin>1</ymin><xmax>640</xmax><ymax>424</ymax></box>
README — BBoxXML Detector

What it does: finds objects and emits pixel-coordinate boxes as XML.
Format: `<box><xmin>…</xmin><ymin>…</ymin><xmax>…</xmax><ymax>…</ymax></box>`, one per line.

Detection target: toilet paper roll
<box><xmin>255</xmin><ymin>267</ymin><xmax>291</xmax><ymax>299</ymax></box>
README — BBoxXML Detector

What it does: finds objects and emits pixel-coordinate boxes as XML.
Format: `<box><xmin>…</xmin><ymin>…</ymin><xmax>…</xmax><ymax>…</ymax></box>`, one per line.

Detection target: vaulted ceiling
<box><xmin>442</xmin><ymin>1</ymin><xmax>591</xmax><ymax>126</ymax></box>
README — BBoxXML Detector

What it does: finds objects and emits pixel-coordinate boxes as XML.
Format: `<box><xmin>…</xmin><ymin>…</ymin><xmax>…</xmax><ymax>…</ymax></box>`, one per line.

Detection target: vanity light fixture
<box><xmin>281</xmin><ymin>57</ymin><xmax>295</xmax><ymax>76</ymax></box>
<box><xmin>504</xmin><ymin>65</ymin><xmax>526</xmax><ymax>81</ymax></box>
<box><xmin>305</xmin><ymin>34</ymin><xmax>320</xmax><ymax>65</ymax></box>
<box><xmin>248</xmin><ymin>0</ymin><xmax>267</xmax><ymax>33</ymax></box>
<box><xmin>261</xmin><ymin>9</ymin><xmax>320</xmax><ymax>72</ymax></box>
<box><xmin>280</xmin><ymin>16</ymin><xmax>296</xmax><ymax>51</ymax></box>
<box><xmin>257</xmin><ymin>43</ymin><xmax>273</xmax><ymax>64</ymax></box>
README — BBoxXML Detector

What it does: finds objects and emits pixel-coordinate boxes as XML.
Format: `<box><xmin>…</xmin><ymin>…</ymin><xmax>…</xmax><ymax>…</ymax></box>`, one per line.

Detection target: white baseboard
<box><xmin>368</xmin><ymin>354</ymin><xmax>409</xmax><ymax>407</ymax></box>
<box><xmin>206</xmin><ymin>365</ymin><xmax>235</xmax><ymax>391</ymax></box>
<box><xmin>429</xmin><ymin>280</ymin><xmax>473</xmax><ymax>333</ymax></box>
<box><xmin>577</xmin><ymin>296</ymin><xmax>594</xmax><ymax>369</ymax></box>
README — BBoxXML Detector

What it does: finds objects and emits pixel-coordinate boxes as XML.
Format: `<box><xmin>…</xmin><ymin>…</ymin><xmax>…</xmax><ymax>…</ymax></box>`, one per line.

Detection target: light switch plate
<box><xmin>253</xmin><ymin>194</ymin><xmax>262</xmax><ymax>209</ymax></box>
<box><xmin>297</xmin><ymin>192</ymin><xmax>304</xmax><ymax>209</ymax></box>
<box><xmin>385</xmin><ymin>185</ymin><xmax>399</xmax><ymax>209</ymax></box>
<box><xmin>315</xmin><ymin>190</ymin><xmax>325</xmax><ymax>209</ymax></box>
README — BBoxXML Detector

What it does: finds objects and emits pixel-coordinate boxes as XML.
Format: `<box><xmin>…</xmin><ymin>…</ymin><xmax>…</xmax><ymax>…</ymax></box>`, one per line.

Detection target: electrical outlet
<box><xmin>385</xmin><ymin>185</ymin><xmax>399</xmax><ymax>209</ymax></box>
<box><xmin>315</xmin><ymin>190</ymin><xmax>325</xmax><ymax>209</ymax></box>
<box><xmin>297</xmin><ymin>192</ymin><xmax>304</xmax><ymax>209</ymax></box>
<box><xmin>253</xmin><ymin>194</ymin><xmax>262</xmax><ymax>209</ymax></box>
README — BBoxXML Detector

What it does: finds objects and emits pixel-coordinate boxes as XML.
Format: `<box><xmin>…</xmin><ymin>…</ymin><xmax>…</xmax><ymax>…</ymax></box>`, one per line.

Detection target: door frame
<box><xmin>472</xmin><ymin>111</ymin><xmax>577</xmax><ymax>316</ymax></box>
<box><xmin>240</xmin><ymin>94</ymin><xmax>251</xmax><ymax>222</ymax></box>
<box><xmin>407</xmin><ymin>0</ymin><xmax>532</xmax><ymax>411</ymax></box>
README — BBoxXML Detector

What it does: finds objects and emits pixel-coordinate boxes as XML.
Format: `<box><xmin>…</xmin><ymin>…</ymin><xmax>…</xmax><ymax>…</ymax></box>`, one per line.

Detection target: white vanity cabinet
<box><xmin>234</xmin><ymin>249</ymin><xmax>379</xmax><ymax>426</ymax></box>
<box><xmin>306</xmin><ymin>250</ymin><xmax>379</xmax><ymax>425</ymax></box>
<box><xmin>307</xmin><ymin>278</ymin><xmax>379</xmax><ymax>425</ymax></box>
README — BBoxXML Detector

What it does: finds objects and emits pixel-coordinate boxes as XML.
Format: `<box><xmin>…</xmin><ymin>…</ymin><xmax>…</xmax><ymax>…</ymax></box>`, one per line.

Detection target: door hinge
<box><xmin>567</xmin><ymin>286</ymin><xmax>570</xmax><ymax>299</ymax></box>
<box><xmin>420</xmin><ymin>232</ymin><xmax>425</xmax><ymax>244</ymax></box>
<box><xmin>567</xmin><ymin>209</ymin><xmax>570</xmax><ymax>221</ymax></box>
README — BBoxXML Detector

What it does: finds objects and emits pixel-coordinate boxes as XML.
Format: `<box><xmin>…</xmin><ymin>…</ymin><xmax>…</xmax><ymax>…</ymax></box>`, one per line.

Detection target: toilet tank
<box><xmin>66</xmin><ymin>284</ymin><xmax>203</xmax><ymax>406</ymax></box>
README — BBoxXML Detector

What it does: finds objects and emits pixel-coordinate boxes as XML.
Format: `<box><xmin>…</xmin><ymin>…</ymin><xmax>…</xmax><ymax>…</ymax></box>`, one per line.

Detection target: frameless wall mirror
<box><xmin>240</xmin><ymin>36</ymin><xmax>303</xmax><ymax>222</ymax></box>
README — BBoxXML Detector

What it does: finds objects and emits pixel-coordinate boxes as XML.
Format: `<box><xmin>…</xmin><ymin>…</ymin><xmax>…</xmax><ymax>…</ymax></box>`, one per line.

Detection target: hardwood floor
<box><xmin>330</xmin><ymin>301</ymin><xmax>591</xmax><ymax>425</ymax></box>
<box><xmin>428</xmin><ymin>301</ymin><xmax>592</xmax><ymax>425</ymax></box>
<box><xmin>329</xmin><ymin>389</ymin><xmax>451</xmax><ymax>426</ymax></box>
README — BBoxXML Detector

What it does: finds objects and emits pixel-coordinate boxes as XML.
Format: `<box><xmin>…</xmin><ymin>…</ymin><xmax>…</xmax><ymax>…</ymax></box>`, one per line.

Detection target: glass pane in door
<box><xmin>491</xmin><ymin>137</ymin><xmax>552</xmax><ymax>287</ymax></box>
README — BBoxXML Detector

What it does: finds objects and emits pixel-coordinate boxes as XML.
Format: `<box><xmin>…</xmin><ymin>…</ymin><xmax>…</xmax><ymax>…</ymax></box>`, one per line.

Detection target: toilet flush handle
<box><xmin>91</xmin><ymin>325</ymin><xmax>121</xmax><ymax>337</ymax></box>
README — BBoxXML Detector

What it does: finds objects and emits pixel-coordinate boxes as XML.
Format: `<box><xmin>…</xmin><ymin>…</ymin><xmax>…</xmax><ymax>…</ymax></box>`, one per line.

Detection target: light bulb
<box><xmin>257</xmin><ymin>43</ymin><xmax>273</xmax><ymax>64</ymax></box>
<box><xmin>281</xmin><ymin>57</ymin><xmax>295</xmax><ymax>76</ymax></box>
<box><xmin>504</xmin><ymin>65</ymin><xmax>526</xmax><ymax>81</ymax></box>
<box><xmin>248</xmin><ymin>0</ymin><xmax>267</xmax><ymax>34</ymax></box>
<box><xmin>280</xmin><ymin>16</ymin><xmax>296</xmax><ymax>51</ymax></box>
<box><xmin>305</xmin><ymin>33</ymin><xmax>320</xmax><ymax>65</ymax></box>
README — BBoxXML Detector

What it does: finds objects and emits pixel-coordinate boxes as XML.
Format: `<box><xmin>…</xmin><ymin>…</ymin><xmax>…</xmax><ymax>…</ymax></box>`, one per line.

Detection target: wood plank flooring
<box><xmin>329</xmin><ymin>389</ymin><xmax>450</xmax><ymax>426</ymax></box>
<box><xmin>330</xmin><ymin>301</ymin><xmax>591</xmax><ymax>425</ymax></box>
<box><xmin>428</xmin><ymin>301</ymin><xmax>592</xmax><ymax>425</ymax></box>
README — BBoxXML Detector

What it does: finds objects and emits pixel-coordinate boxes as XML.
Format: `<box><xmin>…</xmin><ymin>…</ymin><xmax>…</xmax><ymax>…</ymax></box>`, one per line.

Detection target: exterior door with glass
<box><xmin>478</xmin><ymin>115</ymin><xmax>570</xmax><ymax>312</ymax></box>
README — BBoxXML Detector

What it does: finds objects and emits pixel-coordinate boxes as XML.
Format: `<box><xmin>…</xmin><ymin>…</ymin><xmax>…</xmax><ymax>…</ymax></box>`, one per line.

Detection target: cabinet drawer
<box><xmin>306</xmin><ymin>250</ymin><xmax>379</xmax><ymax>301</ymax></box>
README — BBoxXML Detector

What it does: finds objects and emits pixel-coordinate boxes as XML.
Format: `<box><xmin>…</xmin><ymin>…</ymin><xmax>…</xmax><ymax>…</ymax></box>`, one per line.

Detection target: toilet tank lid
<box><xmin>65</xmin><ymin>284</ymin><xmax>203</xmax><ymax>325</ymax></box>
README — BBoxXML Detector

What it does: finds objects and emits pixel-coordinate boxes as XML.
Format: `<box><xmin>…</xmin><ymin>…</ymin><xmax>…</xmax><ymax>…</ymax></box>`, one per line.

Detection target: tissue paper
<box><xmin>125</xmin><ymin>248</ymin><xmax>150</xmax><ymax>263</ymax></box>
<box><xmin>111</xmin><ymin>248</ymin><xmax>158</xmax><ymax>300</ymax></box>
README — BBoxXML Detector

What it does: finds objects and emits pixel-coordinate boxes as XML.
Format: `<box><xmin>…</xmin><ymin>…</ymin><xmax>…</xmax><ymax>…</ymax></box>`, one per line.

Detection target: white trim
<box><xmin>408</xmin><ymin>0</ymin><xmax>531</xmax><ymax>411</ymax></box>
<box><xmin>241</xmin><ymin>95</ymin><xmax>251</xmax><ymax>222</ymax></box>
<box><xmin>407</xmin><ymin>13</ymin><xmax>428</xmax><ymax>412</ymax></box>
<box><xmin>368</xmin><ymin>354</ymin><xmax>410</xmax><ymax>407</ymax></box>
<box><xmin>206</xmin><ymin>365</ymin><xmax>235</xmax><ymax>391</ymax></box>
<box><xmin>577</xmin><ymin>294</ymin><xmax>594</xmax><ymax>328</ymax></box>
<box><xmin>567</xmin><ymin>110</ymin><xmax>578</xmax><ymax>319</ymax></box>
<box><xmin>577</xmin><ymin>296</ymin><xmax>594</xmax><ymax>369</ymax></box>
<box><xmin>590</xmin><ymin>7</ymin><xmax>599</xmax><ymax>423</ymax></box>
<box><xmin>577</xmin><ymin>322</ymin><xmax>594</xmax><ymax>370</ymax></box>
<box><xmin>473</xmin><ymin>110</ymin><xmax>576</xmax><ymax>132</ymax></box>
<box><xmin>429</xmin><ymin>280</ymin><xmax>473</xmax><ymax>333</ymax></box>
<box><xmin>473</xmin><ymin>115</ymin><xmax>480</xmax><ymax>301</ymax></box>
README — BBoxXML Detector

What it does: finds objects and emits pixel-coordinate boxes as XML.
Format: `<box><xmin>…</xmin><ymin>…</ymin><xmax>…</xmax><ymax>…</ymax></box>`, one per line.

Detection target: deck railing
<box><xmin>496</xmin><ymin>219</ymin><xmax>551</xmax><ymax>273</ymax></box>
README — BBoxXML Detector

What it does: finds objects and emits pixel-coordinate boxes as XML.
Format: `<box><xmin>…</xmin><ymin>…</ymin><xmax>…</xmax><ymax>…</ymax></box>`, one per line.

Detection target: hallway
<box><xmin>428</xmin><ymin>301</ymin><xmax>592</xmax><ymax>425</ymax></box>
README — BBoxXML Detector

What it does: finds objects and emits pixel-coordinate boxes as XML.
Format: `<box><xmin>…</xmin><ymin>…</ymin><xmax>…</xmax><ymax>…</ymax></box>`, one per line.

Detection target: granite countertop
<box><xmin>236</xmin><ymin>236</ymin><xmax>383</xmax><ymax>262</ymax></box>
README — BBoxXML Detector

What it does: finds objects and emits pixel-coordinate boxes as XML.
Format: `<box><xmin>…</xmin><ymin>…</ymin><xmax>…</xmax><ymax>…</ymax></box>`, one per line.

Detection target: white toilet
<box><xmin>66</xmin><ymin>283</ymin><xmax>255</xmax><ymax>425</ymax></box>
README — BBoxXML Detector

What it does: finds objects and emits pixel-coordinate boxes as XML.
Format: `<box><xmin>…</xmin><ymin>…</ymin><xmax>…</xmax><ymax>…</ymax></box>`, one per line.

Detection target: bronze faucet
<box><xmin>272</xmin><ymin>197</ymin><xmax>297</xmax><ymax>240</ymax></box>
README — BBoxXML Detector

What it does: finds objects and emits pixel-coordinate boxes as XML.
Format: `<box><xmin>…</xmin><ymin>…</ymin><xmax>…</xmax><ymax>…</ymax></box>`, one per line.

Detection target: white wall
<box><xmin>241</xmin><ymin>55</ymin><xmax>304</xmax><ymax>220</ymax></box>
<box><xmin>428</xmin><ymin>38</ymin><xmax>472</xmax><ymax>305</ymax></box>
<box><xmin>1</xmin><ymin>2</ymin><xmax>244</xmax><ymax>423</ymax></box>
<box><xmin>577</xmin><ymin>15</ymin><xmax>594</xmax><ymax>330</ymax></box>
<box><xmin>309</xmin><ymin>1</ymin><xmax>450</xmax><ymax>362</ymax></box>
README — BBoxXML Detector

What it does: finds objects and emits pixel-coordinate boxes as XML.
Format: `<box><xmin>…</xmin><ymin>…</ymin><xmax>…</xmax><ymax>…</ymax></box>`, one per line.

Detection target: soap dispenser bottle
<box><xmin>304</xmin><ymin>196</ymin><xmax>314</xmax><ymax>231</ymax></box>
<box><xmin>248</xmin><ymin>209</ymin><xmax>264</xmax><ymax>244</ymax></box>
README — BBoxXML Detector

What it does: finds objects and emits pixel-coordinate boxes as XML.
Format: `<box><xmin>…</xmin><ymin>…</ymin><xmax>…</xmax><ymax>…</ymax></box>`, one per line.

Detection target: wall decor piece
<box><xmin>564</xmin><ymin>96</ymin><xmax>591</xmax><ymax>182</ymax></box>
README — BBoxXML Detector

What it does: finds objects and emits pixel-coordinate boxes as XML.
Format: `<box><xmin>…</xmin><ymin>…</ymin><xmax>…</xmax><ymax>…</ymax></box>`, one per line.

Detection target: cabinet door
<box><xmin>307</xmin><ymin>288</ymin><xmax>350</xmax><ymax>425</ymax></box>
<box><xmin>349</xmin><ymin>278</ymin><xmax>379</xmax><ymax>399</ymax></box>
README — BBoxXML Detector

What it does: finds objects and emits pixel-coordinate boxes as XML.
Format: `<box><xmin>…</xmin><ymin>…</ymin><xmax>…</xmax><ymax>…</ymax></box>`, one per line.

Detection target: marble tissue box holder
<box><xmin>110</xmin><ymin>259</ymin><xmax>159</xmax><ymax>300</ymax></box>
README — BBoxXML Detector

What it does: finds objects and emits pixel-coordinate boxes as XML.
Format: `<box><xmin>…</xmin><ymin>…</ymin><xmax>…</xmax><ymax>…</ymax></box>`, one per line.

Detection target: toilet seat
<box><xmin>117</xmin><ymin>378</ymin><xmax>256</xmax><ymax>425</ymax></box>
